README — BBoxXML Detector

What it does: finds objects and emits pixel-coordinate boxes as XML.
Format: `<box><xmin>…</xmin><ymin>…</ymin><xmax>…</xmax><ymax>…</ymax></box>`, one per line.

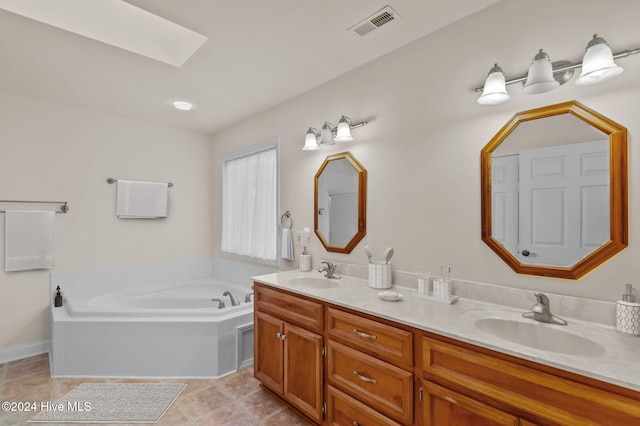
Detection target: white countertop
<box><xmin>253</xmin><ymin>269</ymin><xmax>640</xmax><ymax>392</ymax></box>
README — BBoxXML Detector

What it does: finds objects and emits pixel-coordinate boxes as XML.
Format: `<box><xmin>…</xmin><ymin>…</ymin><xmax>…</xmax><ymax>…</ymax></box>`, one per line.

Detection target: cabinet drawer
<box><xmin>422</xmin><ymin>336</ymin><xmax>640</xmax><ymax>425</ymax></box>
<box><xmin>422</xmin><ymin>380</ymin><xmax>518</xmax><ymax>426</ymax></box>
<box><xmin>328</xmin><ymin>340</ymin><xmax>413</xmax><ymax>425</ymax></box>
<box><xmin>328</xmin><ymin>307</ymin><xmax>413</xmax><ymax>368</ymax></box>
<box><xmin>254</xmin><ymin>284</ymin><xmax>323</xmax><ymax>332</ymax></box>
<box><xmin>327</xmin><ymin>385</ymin><xmax>402</xmax><ymax>426</ymax></box>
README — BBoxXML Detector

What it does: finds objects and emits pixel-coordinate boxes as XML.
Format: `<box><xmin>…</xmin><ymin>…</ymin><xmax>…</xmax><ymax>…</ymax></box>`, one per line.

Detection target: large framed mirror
<box><xmin>481</xmin><ymin>101</ymin><xmax>628</xmax><ymax>279</ymax></box>
<box><xmin>314</xmin><ymin>151</ymin><xmax>367</xmax><ymax>253</ymax></box>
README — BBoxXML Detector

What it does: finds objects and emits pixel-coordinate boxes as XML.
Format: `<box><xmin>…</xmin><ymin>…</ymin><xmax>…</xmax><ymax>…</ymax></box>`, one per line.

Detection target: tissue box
<box><xmin>616</xmin><ymin>301</ymin><xmax>640</xmax><ymax>336</ymax></box>
<box><xmin>369</xmin><ymin>262</ymin><xmax>392</xmax><ymax>289</ymax></box>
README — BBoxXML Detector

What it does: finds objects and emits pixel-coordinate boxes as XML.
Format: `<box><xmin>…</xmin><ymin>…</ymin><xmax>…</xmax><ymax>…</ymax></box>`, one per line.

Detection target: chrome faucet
<box><xmin>211</xmin><ymin>298</ymin><xmax>226</xmax><ymax>309</ymax></box>
<box><xmin>245</xmin><ymin>292</ymin><xmax>253</xmax><ymax>303</ymax></box>
<box><xmin>522</xmin><ymin>293</ymin><xmax>567</xmax><ymax>326</ymax></box>
<box><xmin>223</xmin><ymin>291</ymin><xmax>241</xmax><ymax>306</ymax></box>
<box><xmin>318</xmin><ymin>261</ymin><xmax>340</xmax><ymax>279</ymax></box>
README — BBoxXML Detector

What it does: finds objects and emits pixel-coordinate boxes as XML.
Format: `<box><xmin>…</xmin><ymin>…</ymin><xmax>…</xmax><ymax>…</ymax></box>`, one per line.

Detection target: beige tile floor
<box><xmin>0</xmin><ymin>353</ymin><xmax>312</xmax><ymax>426</ymax></box>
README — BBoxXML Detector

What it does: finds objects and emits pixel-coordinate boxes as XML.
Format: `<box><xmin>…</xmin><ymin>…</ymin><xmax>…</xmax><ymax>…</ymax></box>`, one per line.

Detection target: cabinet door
<box><xmin>254</xmin><ymin>311</ymin><xmax>284</xmax><ymax>394</ymax></box>
<box><xmin>422</xmin><ymin>380</ymin><xmax>518</xmax><ymax>426</ymax></box>
<box><xmin>283</xmin><ymin>322</ymin><xmax>324</xmax><ymax>423</ymax></box>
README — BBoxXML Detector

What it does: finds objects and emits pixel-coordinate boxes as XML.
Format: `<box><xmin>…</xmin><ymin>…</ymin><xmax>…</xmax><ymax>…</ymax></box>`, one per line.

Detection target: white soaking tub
<box><xmin>50</xmin><ymin>258</ymin><xmax>273</xmax><ymax>378</ymax></box>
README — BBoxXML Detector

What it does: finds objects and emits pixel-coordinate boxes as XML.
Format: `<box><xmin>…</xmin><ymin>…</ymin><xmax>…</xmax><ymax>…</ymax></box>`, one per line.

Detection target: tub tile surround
<box><xmin>50</xmin><ymin>258</ymin><xmax>275</xmax><ymax>379</ymax></box>
<box><xmin>254</xmin><ymin>268</ymin><xmax>640</xmax><ymax>392</ymax></box>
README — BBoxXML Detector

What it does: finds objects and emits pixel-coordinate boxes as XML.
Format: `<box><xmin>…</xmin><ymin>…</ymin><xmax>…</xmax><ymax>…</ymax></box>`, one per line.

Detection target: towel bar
<box><xmin>0</xmin><ymin>200</ymin><xmax>69</xmax><ymax>213</ymax></box>
<box><xmin>107</xmin><ymin>178</ymin><xmax>173</xmax><ymax>187</ymax></box>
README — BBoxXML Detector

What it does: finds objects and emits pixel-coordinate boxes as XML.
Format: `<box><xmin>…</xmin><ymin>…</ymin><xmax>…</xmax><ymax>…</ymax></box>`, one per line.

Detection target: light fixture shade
<box><xmin>320</xmin><ymin>122</ymin><xmax>335</xmax><ymax>145</ymax></box>
<box><xmin>576</xmin><ymin>35</ymin><xmax>623</xmax><ymax>86</ymax></box>
<box><xmin>302</xmin><ymin>128</ymin><xmax>320</xmax><ymax>151</ymax></box>
<box><xmin>334</xmin><ymin>116</ymin><xmax>353</xmax><ymax>142</ymax></box>
<box><xmin>523</xmin><ymin>49</ymin><xmax>560</xmax><ymax>94</ymax></box>
<box><xmin>477</xmin><ymin>64</ymin><xmax>510</xmax><ymax>105</ymax></box>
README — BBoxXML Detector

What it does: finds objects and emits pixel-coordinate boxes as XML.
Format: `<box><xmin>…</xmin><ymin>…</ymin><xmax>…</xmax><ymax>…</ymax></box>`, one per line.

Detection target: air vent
<box><xmin>349</xmin><ymin>6</ymin><xmax>398</xmax><ymax>37</ymax></box>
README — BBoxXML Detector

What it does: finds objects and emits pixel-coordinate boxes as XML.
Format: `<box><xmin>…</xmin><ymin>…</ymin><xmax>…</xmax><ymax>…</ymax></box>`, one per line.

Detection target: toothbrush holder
<box><xmin>369</xmin><ymin>261</ymin><xmax>392</xmax><ymax>289</ymax></box>
<box><xmin>299</xmin><ymin>254</ymin><xmax>311</xmax><ymax>272</ymax></box>
<box><xmin>616</xmin><ymin>300</ymin><xmax>640</xmax><ymax>336</ymax></box>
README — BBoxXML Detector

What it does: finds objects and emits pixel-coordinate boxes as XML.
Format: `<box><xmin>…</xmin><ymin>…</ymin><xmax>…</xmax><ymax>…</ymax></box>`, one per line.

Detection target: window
<box><xmin>221</xmin><ymin>139</ymin><xmax>279</xmax><ymax>263</ymax></box>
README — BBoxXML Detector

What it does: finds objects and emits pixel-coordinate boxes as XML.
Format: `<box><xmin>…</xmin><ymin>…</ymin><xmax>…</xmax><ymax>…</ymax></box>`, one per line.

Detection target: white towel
<box><xmin>281</xmin><ymin>228</ymin><xmax>294</xmax><ymax>261</ymax></box>
<box><xmin>116</xmin><ymin>180</ymin><xmax>168</xmax><ymax>218</ymax></box>
<box><xmin>5</xmin><ymin>210</ymin><xmax>55</xmax><ymax>272</ymax></box>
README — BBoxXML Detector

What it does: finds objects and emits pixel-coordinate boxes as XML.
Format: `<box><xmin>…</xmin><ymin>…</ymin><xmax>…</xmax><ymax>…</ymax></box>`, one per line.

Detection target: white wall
<box><xmin>211</xmin><ymin>0</ymin><xmax>640</xmax><ymax>302</ymax></box>
<box><xmin>0</xmin><ymin>93</ymin><xmax>213</xmax><ymax>352</ymax></box>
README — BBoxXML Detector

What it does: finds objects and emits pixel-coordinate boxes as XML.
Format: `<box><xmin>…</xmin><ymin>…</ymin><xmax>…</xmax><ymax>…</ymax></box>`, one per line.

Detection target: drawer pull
<box><xmin>276</xmin><ymin>332</ymin><xmax>287</xmax><ymax>340</ymax></box>
<box><xmin>353</xmin><ymin>422</ymin><xmax>360</xmax><ymax>426</ymax></box>
<box><xmin>353</xmin><ymin>328</ymin><xmax>377</xmax><ymax>340</ymax></box>
<box><xmin>353</xmin><ymin>370</ymin><xmax>377</xmax><ymax>384</ymax></box>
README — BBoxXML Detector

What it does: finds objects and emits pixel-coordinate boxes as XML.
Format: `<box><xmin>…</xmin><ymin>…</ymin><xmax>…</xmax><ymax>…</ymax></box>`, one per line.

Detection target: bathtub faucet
<box><xmin>211</xmin><ymin>298</ymin><xmax>226</xmax><ymax>309</ymax></box>
<box><xmin>223</xmin><ymin>291</ymin><xmax>241</xmax><ymax>306</ymax></box>
<box><xmin>245</xmin><ymin>292</ymin><xmax>253</xmax><ymax>303</ymax></box>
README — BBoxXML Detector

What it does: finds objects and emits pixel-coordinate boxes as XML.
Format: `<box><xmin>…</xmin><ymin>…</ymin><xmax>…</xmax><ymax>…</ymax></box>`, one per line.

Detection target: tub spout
<box><xmin>223</xmin><ymin>291</ymin><xmax>241</xmax><ymax>306</ymax></box>
<box><xmin>245</xmin><ymin>292</ymin><xmax>253</xmax><ymax>303</ymax></box>
<box><xmin>211</xmin><ymin>298</ymin><xmax>226</xmax><ymax>309</ymax></box>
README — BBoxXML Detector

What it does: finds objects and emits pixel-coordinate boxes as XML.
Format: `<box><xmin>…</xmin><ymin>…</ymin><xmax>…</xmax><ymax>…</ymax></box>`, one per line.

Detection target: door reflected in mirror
<box><xmin>481</xmin><ymin>101</ymin><xmax>627</xmax><ymax>279</ymax></box>
<box><xmin>314</xmin><ymin>152</ymin><xmax>366</xmax><ymax>254</ymax></box>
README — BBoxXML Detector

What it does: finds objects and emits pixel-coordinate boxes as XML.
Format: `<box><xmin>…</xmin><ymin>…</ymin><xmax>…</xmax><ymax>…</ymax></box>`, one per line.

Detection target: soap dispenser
<box><xmin>616</xmin><ymin>284</ymin><xmax>640</xmax><ymax>336</ymax></box>
<box><xmin>300</xmin><ymin>246</ymin><xmax>311</xmax><ymax>272</ymax></box>
<box><xmin>54</xmin><ymin>286</ymin><xmax>63</xmax><ymax>307</ymax></box>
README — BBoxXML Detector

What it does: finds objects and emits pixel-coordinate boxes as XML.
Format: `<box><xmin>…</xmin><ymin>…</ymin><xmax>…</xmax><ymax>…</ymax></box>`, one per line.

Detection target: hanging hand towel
<box><xmin>5</xmin><ymin>210</ymin><xmax>55</xmax><ymax>272</ymax></box>
<box><xmin>281</xmin><ymin>227</ymin><xmax>294</xmax><ymax>261</ymax></box>
<box><xmin>116</xmin><ymin>180</ymin><xmax>168</xmax><ymax>218</ymax></box>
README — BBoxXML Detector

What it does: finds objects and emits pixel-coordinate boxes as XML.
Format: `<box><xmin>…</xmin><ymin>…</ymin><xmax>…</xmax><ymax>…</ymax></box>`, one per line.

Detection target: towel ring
<box><xmin>281</xmin><ymin>211</ymin><xmax>292</xmax><ymax>229</ymax></box>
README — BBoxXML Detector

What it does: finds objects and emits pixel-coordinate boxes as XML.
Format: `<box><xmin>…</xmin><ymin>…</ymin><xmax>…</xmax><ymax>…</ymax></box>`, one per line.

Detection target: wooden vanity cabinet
<box><xmin>254</xmin><ymin>284</ymin><xmax>324</xmax><ymax>423</ymax></box>
<box><xmin>420</xmin><ymin>335</ymin><xmax>640</xmax><ymax>426</ymax></box>
<box><xmin>255</xmin><ymin>283</ymin><xmax>640</xmax><ymax>425</ymax></box>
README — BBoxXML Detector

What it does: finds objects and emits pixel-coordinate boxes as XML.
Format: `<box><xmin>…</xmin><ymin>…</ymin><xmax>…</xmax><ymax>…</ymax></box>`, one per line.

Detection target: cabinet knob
<box><xmin>353</xmin><ymin>370</ymin><xmax>377</xmax><ymax>384</ymax></box>
<box><xmin>353</xmin><ymin>422</ymin><xmax>360</xmax><ymax>426</ymax></box>
<box><xmin>353</xmin><ymin>328</ymin><xmax>377</xmax><ymax>340</ymax></box>
<box><xmin>276</xmin><ymin>332</ymin><xmax>287</xmax><ymax>340</ymax></box>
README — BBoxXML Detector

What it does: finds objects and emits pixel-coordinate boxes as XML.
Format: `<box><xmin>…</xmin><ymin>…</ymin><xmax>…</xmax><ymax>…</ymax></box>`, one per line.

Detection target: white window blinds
<box><xmin>221</xmin><ymin>143</ymin><xmax>278</xmax><ymax>262</ymax></box>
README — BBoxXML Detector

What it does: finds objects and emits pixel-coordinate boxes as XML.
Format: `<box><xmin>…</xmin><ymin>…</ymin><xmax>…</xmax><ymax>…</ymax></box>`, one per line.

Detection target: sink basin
<box><xmin>474</xmin><ymin>317</ymin><xmax>606</xmax><ymax>357</ymax></box>
<box><xmin>288</xmin><ymin>277</ymin><xmax>341</xmax><ymax>289</ymax></box>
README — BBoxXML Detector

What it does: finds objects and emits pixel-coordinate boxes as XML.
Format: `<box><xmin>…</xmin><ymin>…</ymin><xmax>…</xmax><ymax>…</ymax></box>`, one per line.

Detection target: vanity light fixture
<box><xmin>302</xmin><ymin>115</ymin><xmax>367</xmax><ymax>150</ymax></box>
<box><xmin>476</xmin><ymin>34</ymin><xmax>640</xmax><ymax>105</ymax></box>
<box><xmin>303</xmin><ymin>128</ymin><xmax>321</xmax><ymax>151</ymax></box>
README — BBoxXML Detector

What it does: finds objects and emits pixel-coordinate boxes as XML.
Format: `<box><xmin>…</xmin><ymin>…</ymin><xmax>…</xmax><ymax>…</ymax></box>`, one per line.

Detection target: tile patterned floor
<box><xmin>0</xmin><ymin>353</ymin><xmax>312</xmax><ymax>426</ymax></box>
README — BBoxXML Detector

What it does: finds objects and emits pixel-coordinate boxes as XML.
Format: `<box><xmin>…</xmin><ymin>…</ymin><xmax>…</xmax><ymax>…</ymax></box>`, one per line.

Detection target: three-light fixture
<box><xmin>476</xmin><ymin>34</ymin><xmax>640</xmax><ymax>105</ymax></box>
<box><xmin>303</xmin><ymin>115</ymin><xmax>368</xmax><ymax>151</ymax></box>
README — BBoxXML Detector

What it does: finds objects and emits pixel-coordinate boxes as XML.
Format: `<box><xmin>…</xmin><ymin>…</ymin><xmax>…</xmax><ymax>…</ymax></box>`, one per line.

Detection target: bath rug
<box><xmin>28</xmin><ymin>382</ymin><xmax>186</xmax><ymax>423</ymax></box>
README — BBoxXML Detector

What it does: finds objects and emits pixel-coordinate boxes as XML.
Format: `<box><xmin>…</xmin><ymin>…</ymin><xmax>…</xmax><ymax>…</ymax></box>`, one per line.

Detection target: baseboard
<box><xmin>0</xmin><ymin>340</ymin><xmax>50</xmax><ymax>364</ymax></box>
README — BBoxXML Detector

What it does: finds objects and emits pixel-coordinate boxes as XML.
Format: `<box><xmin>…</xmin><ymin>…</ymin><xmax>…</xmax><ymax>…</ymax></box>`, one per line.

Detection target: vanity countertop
<box><xmin>253</xmin><ymin>269</ymin><xmax>640</xmax><ymax>392</ymax></box>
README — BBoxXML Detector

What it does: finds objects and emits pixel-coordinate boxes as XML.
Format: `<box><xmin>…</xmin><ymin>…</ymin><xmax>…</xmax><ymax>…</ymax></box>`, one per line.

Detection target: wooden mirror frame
<box><xmin>314</xmin><ymin>151</ymin><xmax>367</xmax><ymax>254</ymax></box>
<box><xmin>481</xmin><ymin>101</ymin><xmax>628</xmax><ymax>279</ymax></box>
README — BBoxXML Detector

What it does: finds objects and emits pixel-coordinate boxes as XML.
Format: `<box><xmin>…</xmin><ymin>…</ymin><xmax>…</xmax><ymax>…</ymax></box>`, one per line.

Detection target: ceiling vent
<box><xmin>349</xmin><ymin>6</ymin><xmax>398</xmax><ymax>37</ymax></box>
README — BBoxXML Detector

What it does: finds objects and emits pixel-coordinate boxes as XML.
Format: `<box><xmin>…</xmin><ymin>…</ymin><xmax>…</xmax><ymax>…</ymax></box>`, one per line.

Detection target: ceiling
<box><xmin>0</xmin><ymin>0</ymin><xmax>500</xmax><ymax>134</ymax></box>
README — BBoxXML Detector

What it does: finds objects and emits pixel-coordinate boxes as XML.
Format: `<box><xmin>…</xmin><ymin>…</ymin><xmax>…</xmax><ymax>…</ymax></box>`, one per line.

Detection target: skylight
<box><xmin>0</xmin><ymin>0</ymin><xmax>208</xmax><ymax>67</ymax></box>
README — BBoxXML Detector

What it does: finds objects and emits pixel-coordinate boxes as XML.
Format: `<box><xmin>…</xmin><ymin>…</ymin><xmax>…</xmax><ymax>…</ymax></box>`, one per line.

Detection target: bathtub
<box><xmin>68</xmin><ymin>280</ymin><xmax>253</xmax><ymax>316</ymax></box>
<box><xmin>50</xmin><ymin>258</ymin><xmax>275</xmax><ymax>378</ymax></box>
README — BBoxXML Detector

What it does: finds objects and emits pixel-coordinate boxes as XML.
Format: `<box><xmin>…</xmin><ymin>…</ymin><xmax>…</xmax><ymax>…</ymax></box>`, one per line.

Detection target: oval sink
<box><xmin>474</xmin><ymin>317</ymin><xmax>606</xmax><ymax>357</ymax></box>
<box><xmin>288</xmin><ymin>277</ymin><xmax>341</xmax><ymax>289</ymax></box>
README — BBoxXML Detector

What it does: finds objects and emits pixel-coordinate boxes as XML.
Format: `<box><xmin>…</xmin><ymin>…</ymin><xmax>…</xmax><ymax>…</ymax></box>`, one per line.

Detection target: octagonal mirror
<box><xmin>481</xmin><ymin>101</ymin><xmax>628</xmax><ymax>279</ymax></box>
<box><xmin>315</xmin><ymin>151</ymin><xmax>367</xmax><ymax>253</ymax></box>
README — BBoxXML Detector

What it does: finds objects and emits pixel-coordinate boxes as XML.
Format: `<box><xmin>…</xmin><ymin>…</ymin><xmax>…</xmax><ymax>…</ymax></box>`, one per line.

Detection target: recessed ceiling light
<box><xmin>172</xmin><ymin>100</ymin><xmax>193</xmax><ymax>111</ymax></box>
<box><xmin>0</xmin><ymin>0</ymin><xmax>208</xmax><ymax>67</ymax></box>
